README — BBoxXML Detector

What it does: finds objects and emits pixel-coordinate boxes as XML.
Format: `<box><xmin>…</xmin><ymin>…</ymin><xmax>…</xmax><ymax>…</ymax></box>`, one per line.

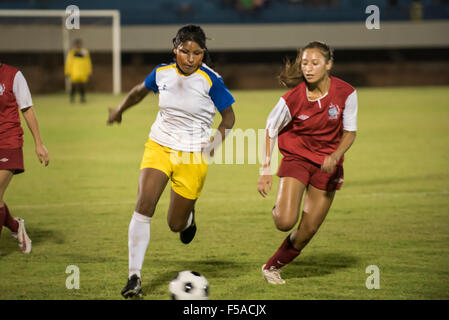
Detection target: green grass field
<box><xmin>0</xmin><ymin>87</ymin><xmax>448</xmax><ymax>300</ymax></box>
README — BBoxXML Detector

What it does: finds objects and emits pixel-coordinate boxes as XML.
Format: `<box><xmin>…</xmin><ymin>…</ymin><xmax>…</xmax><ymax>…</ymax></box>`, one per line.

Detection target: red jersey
<box><xmin>277</xmin><ymin>76</ymin><xmax>357</xmax><ymax>165</ymax></box>
<box><xmin>0</xmin><ymin>64</ymin><xmax>32</xmax><ymax>149</ymax></box>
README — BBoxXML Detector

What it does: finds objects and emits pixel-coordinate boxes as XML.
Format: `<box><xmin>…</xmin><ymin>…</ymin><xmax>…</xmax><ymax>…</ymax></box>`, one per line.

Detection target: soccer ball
<box><xmin>169</xmin><ymin>270</ymin><xmax>209</xmax><ymax>300</ymax></box>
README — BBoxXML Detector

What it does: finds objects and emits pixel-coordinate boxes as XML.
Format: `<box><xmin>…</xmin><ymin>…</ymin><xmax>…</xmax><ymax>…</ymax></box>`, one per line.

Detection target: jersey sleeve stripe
<box><xmin>195</xmin><ymin>69</ymin><xmax>212</xmax><ymax>87</ymax></box>
<box><xmin>156</xmin><ymin>64</ymin><xmax>175</xmax><ymax>72</ymax></box>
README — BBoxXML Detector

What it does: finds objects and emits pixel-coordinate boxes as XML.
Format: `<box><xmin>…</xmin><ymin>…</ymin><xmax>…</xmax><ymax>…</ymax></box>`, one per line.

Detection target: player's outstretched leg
<box><xmin>123</xmin><ymin>211</ymin><xmax>151</xmax><ymax>299</ymax></box>
<box><xmin>261</xmin><ymin>177</ymin><xmax>304</xmax><ymax>284</ymax></box>
<box><xmin>122</xmin><ymin>168</ymin><xmax>169</xmax><ymax>299</ymax></box>
<box><xmin>121</xmin><ymin>274</ymin><xmax>142</xmax><ymax>299</ymax></box>
<box><xmin>262</xmin><ymin>185</ymin><xmax>336</xmax><ymax>284</ymax></box>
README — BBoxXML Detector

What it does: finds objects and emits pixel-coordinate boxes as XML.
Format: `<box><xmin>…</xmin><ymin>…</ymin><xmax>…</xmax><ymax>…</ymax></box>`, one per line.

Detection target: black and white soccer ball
<box><xmin>169</xmin><ymin>270</ymin><xmax>209</xmax><ymax>300</ymax></box>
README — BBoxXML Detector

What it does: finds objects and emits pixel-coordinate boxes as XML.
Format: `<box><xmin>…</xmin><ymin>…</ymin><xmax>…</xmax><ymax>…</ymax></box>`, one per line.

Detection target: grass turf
<box><xmin>0</xmin><ymin>87</ymin><xmax>448</xmax><ymax>299</ymax></box>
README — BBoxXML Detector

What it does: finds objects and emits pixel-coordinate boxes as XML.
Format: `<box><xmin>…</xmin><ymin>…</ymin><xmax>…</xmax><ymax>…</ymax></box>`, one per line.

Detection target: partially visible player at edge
<box><xmin>258</xmin><ymin>42</ymin><xmax>358</xmax><ymax>284</ymax></box>
<box><xmin>107</xmin><ymin>25</ymin><xmax>235</xmax><ymax>298</ymax></box>
<box><xmin>0</xmin><ymin>62</ymin><xmax>50</xmax><ymax>254</ymax></box>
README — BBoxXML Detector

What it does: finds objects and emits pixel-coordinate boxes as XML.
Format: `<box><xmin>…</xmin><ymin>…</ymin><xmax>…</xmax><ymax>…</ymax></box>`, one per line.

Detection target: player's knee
<box><xmin>275</xmin><ymin>220</ymin><xmax>295</xmax><ymax>232</ymax></box>
<box><xmin>167</xmin><ymin>219</ymin><xmax>185</xmax><ymax>233</ymax></box>
<box><xmin>272</xmin><ymin>207</ymin><xmax>296</xmax><ymax>232</ymax></box>
<box><xmin>273</xmin><ymin>215</ymin><xmax>296</xmax><ymax>232</ymax></box>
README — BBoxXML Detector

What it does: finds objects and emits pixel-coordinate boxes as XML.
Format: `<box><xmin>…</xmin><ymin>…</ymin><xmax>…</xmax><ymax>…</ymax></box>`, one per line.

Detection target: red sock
<box><xmin>264</xmin><ymin>235</ymin><xmax>301</xmax><ymax>270</ymax></box>
<box><xmin>0</xmin><ymin>205</ymin><xmax>6</xmax><ymax>235</ymax></box>
<box><xmin>3</xmin><ymin>204</ymin><xmax>18</xmax><ymax>233</ymax></box>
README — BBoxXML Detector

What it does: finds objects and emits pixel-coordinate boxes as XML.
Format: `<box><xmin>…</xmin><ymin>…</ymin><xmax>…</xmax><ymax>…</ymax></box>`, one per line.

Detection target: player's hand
<box><xmin>201</xmin><ymin>138</ymin><xmax>216</xmax><ymax>163</ymax></box>
<box><xmin>107</xmin><ymin>107</ymin><xmax>122</xmax><ymax>125</ymax></box>
<box><xmin>321</xmin><ymin>154</ymin><xmax>338</xmax><ymax>173</ymax></box>
<box><xmin>257</xmin><ymin>173</ymin><xmax>272</xmax><ymax>198</ymax></box>
<box><xmin>200</xmin><ymin>145</ymin><xmax>213</xmax><ymax>165</ymax></box>
<box><xmin>36</xmin><ymin>144</ymin><xmax>50</xmax><ymax>166</ymax></box>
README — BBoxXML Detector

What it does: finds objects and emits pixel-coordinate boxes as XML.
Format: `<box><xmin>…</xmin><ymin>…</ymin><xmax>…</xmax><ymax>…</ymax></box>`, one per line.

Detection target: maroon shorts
<box><xmin>277</xmin><ymin>157</ymin><xmax>344</xmax><ymax>192</ymax></box>
<box><xmin>0</xmin><ymin>148</ymin><xmax>24</xmax><ymax>174</ymax></box>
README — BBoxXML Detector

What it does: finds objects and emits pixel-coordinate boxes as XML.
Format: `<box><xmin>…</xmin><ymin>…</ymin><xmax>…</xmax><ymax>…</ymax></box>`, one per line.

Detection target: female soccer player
<box><xmin>107</xmin><ymin>25</ymin><xmax>235</xmax><ymax>298</ymax></box>
<box><xmin>0</xmin><ymin>62</ymin><xmax>50</xmax><ymax>254</ymax></box>
<box><xmin>257</xmin><ymin>41</ymin><xmax>358</xmax><ymax>284</ymax></box>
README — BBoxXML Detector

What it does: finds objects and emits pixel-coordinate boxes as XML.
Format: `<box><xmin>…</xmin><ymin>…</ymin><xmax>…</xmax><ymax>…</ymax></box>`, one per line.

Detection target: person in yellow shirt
<box><xmin>65</xmin><ymin>39</ymin><xmax>92</xmax><ymax>103</ymax></box>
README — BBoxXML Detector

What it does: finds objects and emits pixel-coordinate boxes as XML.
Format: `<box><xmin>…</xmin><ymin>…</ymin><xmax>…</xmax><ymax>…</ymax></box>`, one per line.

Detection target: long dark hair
<box><xmin>172</xmin><ymin>24</ymin><xmax>212</xmax><ymax>66</ymax></box>
<box><xmin>279</xmin><ymin>41</ymin><xmax>334</xmax><ymax>88</ymax></box>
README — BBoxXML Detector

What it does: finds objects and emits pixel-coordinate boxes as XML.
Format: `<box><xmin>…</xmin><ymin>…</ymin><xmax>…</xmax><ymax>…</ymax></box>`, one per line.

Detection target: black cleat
<box><xmin>121</xmin><ymin>274</ymin><xmax>143</xmax><ymax>299</ymax></box>
<box><xmin>180</xmin><ymin>209</ymin><xmax>196</xmax><ymax>244</ymax></box>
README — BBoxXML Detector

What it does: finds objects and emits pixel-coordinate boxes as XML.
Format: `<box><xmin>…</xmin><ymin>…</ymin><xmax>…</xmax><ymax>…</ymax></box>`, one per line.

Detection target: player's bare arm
<box><xmin>21</xmin><ymin>106</ymin><xmax>49</xmax><ymax>166</ymax></box>
<box><xmin>258</xmin><ymin>130</ymin><xmax>276</xmax><ymax>198</ymax></box>
<box><xmin>218</xmin><ymin>105</ymin><xmax>236</xmax><ymax>133</ymax></box>
<box><xmin>321</xmin><ymin>130</ymin><xmax>356</xmax><ymax>173</ymax></box>
<box><xmin>107</xmin><ymin>81</ymin><xmax>150</xmax><ymax>125</ymax></box>
<box><xmin>203</xmin><ymin>105</ymin><xmax>235</xmax><ymax>157</ymax></box>
<box><xmin>215</xmin><ymin>105</ymin><xmax>236</xmax><ymax>143</ymax></box>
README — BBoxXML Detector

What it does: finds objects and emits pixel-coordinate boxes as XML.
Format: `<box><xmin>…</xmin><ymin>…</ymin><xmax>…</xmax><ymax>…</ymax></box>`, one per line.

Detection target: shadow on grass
<box><xmin>0</xmin><ymin>235</ymin><xmax>17</xmax><ymax>257</ymax></box>
<box><xmin>284</xmin><ymin>252</ymin><xmax>359</xmax><ymax>280</ymax></box>
<box><xmin>30</xmin><ymin>227</ymin><xmax>66</xmax><ymax>245</ymax></box>
<box><xmin>142</xmin><ymin>259</ymin><xmax>242</xmax><ymax>296</ymax></box>
<box><xmin>137</xmin><ymin>253</ymin><xmax>358</xmax><ymax>297</ymax></box>
<box><xmin>0</xmin><ymin>226</ymin><xmax>66</xmax><ymax>257</ymax></box>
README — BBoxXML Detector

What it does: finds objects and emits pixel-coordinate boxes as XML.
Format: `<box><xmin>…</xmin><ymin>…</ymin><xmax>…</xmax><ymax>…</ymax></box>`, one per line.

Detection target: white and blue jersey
<box><xmin>144</xmin><ymin>62</ymin><xmax>235</xmax><ymax>152</ymax></box>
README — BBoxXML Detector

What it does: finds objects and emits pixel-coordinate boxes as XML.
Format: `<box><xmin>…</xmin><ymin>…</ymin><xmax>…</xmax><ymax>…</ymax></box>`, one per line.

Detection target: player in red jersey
<box><xmin>0</xmin><ymin>62</ymin><xmax>49</xmax><ymax>254</ymax></box>
<box><xmin>257</xmin><ymin>42</ymin><xmax>358</xmax><ymax>284</ymax></box>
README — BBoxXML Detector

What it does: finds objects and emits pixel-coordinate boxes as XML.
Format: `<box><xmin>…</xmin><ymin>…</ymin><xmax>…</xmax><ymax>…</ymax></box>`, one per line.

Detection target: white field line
<box><xmin>10</xmin><ymin>191</ymin><xmax>449</xmax><ymax>210</ymax></box>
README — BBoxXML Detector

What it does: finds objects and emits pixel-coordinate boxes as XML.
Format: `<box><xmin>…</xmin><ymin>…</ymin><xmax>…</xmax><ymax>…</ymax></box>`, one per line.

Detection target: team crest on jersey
<box><xmin>0</xmin><ymin>83</ymin><xmax>4</xmax><ymax>96</ymax></box>
<box><xmin>328</xmin><ymin>103</ymin><xmax>340</xmax><ymax>120</ymax></box>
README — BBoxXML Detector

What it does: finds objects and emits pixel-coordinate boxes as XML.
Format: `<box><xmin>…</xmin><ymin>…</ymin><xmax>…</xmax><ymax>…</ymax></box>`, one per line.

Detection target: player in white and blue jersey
<box><xmin>108</xmin><ymin>25</ymin><xmax>235</xmax><ymax>299</ymax></box>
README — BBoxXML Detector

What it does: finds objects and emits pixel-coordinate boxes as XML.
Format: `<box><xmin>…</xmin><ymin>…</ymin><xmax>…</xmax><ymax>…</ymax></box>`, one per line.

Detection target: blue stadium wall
<box><xmin>1</xmin><ymin>0</ymin><xmax>448</xmax><ymax>92</ymax></box>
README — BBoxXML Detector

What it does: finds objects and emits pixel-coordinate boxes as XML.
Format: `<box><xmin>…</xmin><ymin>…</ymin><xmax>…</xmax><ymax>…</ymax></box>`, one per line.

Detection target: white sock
<box><xmin>182</xmin><ymin>211</ymin><xmax>193</xmax><ymax>232</ymax></box>
<box><xmin>128</xmin><ymin>211</ymin><xmax>151</xmax><ymax>279</ymax></box>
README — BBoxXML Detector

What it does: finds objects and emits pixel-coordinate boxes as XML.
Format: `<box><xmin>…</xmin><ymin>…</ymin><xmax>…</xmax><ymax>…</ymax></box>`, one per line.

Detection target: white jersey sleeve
<box><xmin>13</xmin><ymin>71</ymin><xmax>33</xmax><ymax>109</ymax></box>
<box><xmin>265</xmin><ymin>97</ymin><xmax>292</xmax><ymax>138</ymax></box>
<box><xmin>343</xmin><ymin>90</ymin><xmax>357</xmax><ymax>131</ymax></box>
